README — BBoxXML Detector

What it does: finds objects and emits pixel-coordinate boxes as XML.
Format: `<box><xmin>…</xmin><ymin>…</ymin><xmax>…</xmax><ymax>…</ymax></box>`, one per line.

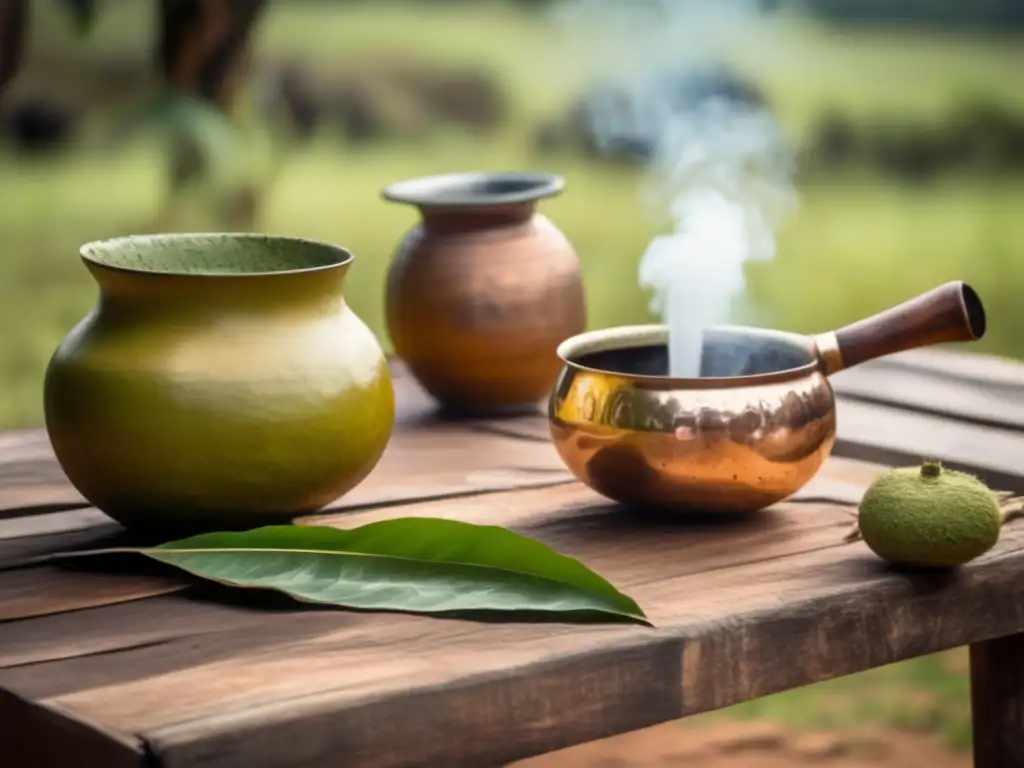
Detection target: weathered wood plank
<box><xmin>2</xmin><ymin>456</ymin><xmax>1021</xmax><ymax>768</ymax></box>
<box><xmin>147</xmin><ymin>638</ymin><xmax>686</xmax><ymax>768</ymax></box>
<box><xmin>834</xmin><ymin>396</ymin><xmax>1024</xmax><ymax>493</ymax></box>
<box><xmin>0</xmin><ymin>350</ymin><xmax>1021</xmax><ymax>768</ymax></box>
<box><xmin>8</xmin><ymin>507</ymin><xmax>1020</xmax><ymax>768</ymax></box>
<box><xmin>316</xmin><ymin>423</ymin><xmax>568</xmax><ymax>512</ymax></box>
<box><xmin>0</xmin><ymin>430</ymin><xmax>84</xmax><ymax>514</ymax></box>
<box><xmin>0</xmin><ymin>689</ymin><xmax>143</xmax><ymax>768</ymax></box>
<box><xmin>0</xmin><ymin>518</ymin><xmax>125</xmax><ymax>569</ymax></box>
<box><xmin>0</xmin><ymin>431</ymin><xmax>570</xmax><ymax>571</ymax></box>
<box><xmin>0</xmin><ymin>424</ymin><xmax>569</xmax><ymax>562</ymax></box>
<box><xmin>970</xmin><ymin>632</ymin><xmax>1024</xmax><ymax>768</ymax></box>
<box><xmin>0</xmin><ymin>457</ymin><xmax>87</xmax><ymax>515</ymax></box>
<box><xmin>0</xmin><ymin>486</ymin><xmax>89</xmax><ymax>517</ymax></box>
<box><xmin>886</xmin><ymin>348</ymin><xmax>1024</xmax><ymax>389</ymax></box>
<box><xmin>0</xmin><ymin>565</ymin><xmax>184</xmax><ymax>622</ymax></box>
<box><xmin>151</xmin><ymin>532</ymin><xmax>1022</xmax><ymax>767</ymax></box>
<box><xmin>0</xmin><ymin>592</ymin><xmax>346</xmax><ymax>670</ymax></box>
<box><xmin>0</xmin><ymin>466</ymin><xmax>863</xmax><ymax>666</ymax></box>
<box><xmin>0</xmin><ymin>455</ymin><xmax>876</xmax><ymax>622</ymax></box>
<box><xmin>0</xmin><ymin>463</ymin><xmax>876</xmax><ymax>689</ymax></box>
<box><xmin>0</xmin><ymin>508</ymin><xmax>114</xmax><ymax>542</ymax></box>
<box><xmin>832</xmin><ymin>359</ymin><xmax>1024</xmax><ymax>432</ymax></box>
<box><xmin>0</xmin><ymin>429</ymin><xmax>56</xmax><ymax>460</ymax></box>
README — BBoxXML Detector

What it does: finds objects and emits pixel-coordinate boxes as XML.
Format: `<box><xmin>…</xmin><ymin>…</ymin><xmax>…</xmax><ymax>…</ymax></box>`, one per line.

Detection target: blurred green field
<box><xmin>720</xmin><ymin>647</ymin><xmax>972</xmax><ymax>750</ymax></box>
<box><xmin>2</xmin><ymin>0</ymin><xmax>1022</xmax><ymax>750</ymax></box>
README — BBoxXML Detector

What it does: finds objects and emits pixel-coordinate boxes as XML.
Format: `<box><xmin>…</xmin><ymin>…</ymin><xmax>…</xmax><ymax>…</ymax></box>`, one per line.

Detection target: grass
<box><xmin>4</xmin><ymin>138</ymin><xmax>1021</xmax><ymax>428</ymax></box>
<box><xmin>3</xmin><ymin>0</ymin><xmax>1024</xmax><ymax>749</ymax></box>
<box><xmin>714</xmin><ymin>648</ymin><xmax>973</xmax><ymax>750</ymax></box>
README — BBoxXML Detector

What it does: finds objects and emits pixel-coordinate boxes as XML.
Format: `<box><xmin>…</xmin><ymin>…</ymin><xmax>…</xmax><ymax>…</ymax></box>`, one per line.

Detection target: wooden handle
<box><xmin>831</xmin><ymin>281</ymin><xmax>986</xmax><ymax>373</ymax></box>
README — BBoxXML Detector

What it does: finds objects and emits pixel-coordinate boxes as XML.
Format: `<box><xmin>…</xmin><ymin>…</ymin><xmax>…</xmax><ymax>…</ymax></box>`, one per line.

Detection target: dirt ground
<box><xmin>511</xmin><ymin>719</ymin><xmax>970</xmax><ymax>768</ymax></box>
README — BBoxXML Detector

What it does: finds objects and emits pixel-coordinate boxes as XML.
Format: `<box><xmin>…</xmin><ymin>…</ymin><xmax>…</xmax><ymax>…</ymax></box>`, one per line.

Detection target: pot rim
<box><xmin>381</xmin><ymin>171</ymin><xmax>565</xmax><ymax>208</ymax></box>
<box><xmin>79</xmin><ymin>233</ymin><xmax>354</xmax><ymax>278</ymax></box>
<box><xmin>556</xmin><ymin>324</ymin><xmax>822</xmax><ymax>390</ymax></box>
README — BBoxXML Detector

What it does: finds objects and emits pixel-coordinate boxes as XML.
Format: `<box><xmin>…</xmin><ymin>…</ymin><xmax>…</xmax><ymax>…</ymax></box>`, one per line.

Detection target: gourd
<box><xmin>845</xmin><ymin>459</ymin><xmax>1023</xmax><ymax>568</ymax></box>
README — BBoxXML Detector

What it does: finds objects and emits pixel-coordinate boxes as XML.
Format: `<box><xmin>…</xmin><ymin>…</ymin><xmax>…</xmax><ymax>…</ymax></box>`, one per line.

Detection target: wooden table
<box><xmin>3</xmin><ymin>349</ymin><xmax>1024</xmax><ymax>768</ymax></box>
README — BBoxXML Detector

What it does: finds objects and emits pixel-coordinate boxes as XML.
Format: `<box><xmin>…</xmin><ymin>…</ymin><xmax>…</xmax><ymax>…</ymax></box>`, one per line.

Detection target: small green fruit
<box><xmin>857</xmin><ymin>459</ymin><xmax>1003</xmax><ymax>568</ymax></box>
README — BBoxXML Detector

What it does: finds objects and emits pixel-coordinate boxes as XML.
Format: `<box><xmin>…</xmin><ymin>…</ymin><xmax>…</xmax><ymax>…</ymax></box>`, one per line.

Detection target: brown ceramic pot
<box><xmin>382</xmin><ymin>171</ymin><xmax>587</xmax><ymax>414</ymax></box>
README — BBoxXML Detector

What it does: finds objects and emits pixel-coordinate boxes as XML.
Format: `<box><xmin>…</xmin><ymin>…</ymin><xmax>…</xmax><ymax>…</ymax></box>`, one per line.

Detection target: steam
<box><xmin>552</xmin><ymin>0</ymin><xmax>797</xmax><ymax>377</ymax></box>
<box><xmin>640</xmin><ymin>100</ymin><xmax>796</xmax><ymax>377</ymax></box>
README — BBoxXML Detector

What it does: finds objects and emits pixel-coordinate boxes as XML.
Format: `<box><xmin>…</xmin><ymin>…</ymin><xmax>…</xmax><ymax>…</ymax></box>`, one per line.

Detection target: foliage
<box><xmin>53</xmin><ymin>520</ymin><xmax>650</xmax><ymax>624</ymax></box>
<box><xmin>54</xmin><ymin>0</ymin><xmax>100</xmax><ymax>36</ymax></box>
<box><xmin>721</xmin><ymin>648</ymin><xmax>972</xmax><ymax>749</ymax></box>
<box><xmin>134</xmin><ymin>92</ymin><xmax>245</xmax><ymax>182</ymax></box>
<box><xmin>803</xmin><ymin>0</ymin><xmax>1024</xmax><ymax>29</ymax></box>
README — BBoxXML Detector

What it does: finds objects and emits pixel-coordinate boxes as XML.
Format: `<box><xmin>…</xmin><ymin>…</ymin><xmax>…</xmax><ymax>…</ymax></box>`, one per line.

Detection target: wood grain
<box><xmin>1</xmin><ymin>350</ymin><xmax>1023</xmax><ymax>768</ymax></box>
<box><xmin>0</xmin><ymin>451</ymin><xmax>87</xmax><ymax>515</ymax></box>
<box><xmin>1</xmin><ymin>592</ymin><xmax>344</xmax><ymax>670</ymax></box>
<box><xmin>0</xmin><ymin>419</ymin><xmax>567</xmax><ymax>571</ymax></box>
<box><xmin>834</xmin><ymin>396</ymin><xmax>1024</xmax><ymax>493</ymax></box>
<box><xmin>0</xmin><ymin>507</ymin><xmax>115</xmax><ymax>542</ymax></box>
<box><xmin>832</xmin><ymin>360</ymin><xmax>1024</xmax><ymax>432</ymax></box>
<box><xmin>2</xmin><ymin>500</ymin><xmax>1019</xmax><ymax>768</ymax></box>
<box><xmin>0</xmin><ymin>428</ymin><xmax>54</xmax><ymax>460</ymax></box>
<box><xmin>0</xmin><ymin>454</ymin><xmax>876</xmax><ymax>621</ymax></box>
<box><xmin>0</xmin><ymin>689</ymin><xmax>142</xmax><ymax>768</ymax></box>
<box><xmin>4</xmin><ymin>466</ymin><xmax>872</xmax><ymax>689</ymax></box>
<box><xmin>148</xmin><ymin>639</ymin><xmax>684</xmax><ymax>768</ymax></box>
<box><xmin>0</xmin><ymin>425</ymin><xmax>570</xmax><ymax>567</ymax></box>
<box><xmin>2</xmin><ymin>465</ymin><xmax>1022</xmax><ymax>768</ymax></box>
<box><xmin>888</xmin><ymin>347</ymin><xmax>1024</xmax><ymax>389</ymax></box>
<box><xmin>832</xmin><ymin>281</ymin><xmax>984</xmax><ymax>371</ymax></box>
<box><xmin>0</xmin><ymin>565</ymin><xmax>185</xmax><ymax>622</ymax></box>
<box><xmin>971</xmin><ymin>632</ymin><xmax>1024</xmax><ymax>768</ymax></box>
<box><xmin>0</xmin><ymin>515</ymin><xmax>125</xmax><ymax>569</ymax></box>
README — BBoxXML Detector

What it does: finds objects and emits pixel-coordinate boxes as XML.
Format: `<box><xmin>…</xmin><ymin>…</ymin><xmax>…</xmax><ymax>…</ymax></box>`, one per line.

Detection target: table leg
<box><xmin>971</xmin><ymin>633</ymin><xmax>1024</xmax><ymax>767</ymax></box>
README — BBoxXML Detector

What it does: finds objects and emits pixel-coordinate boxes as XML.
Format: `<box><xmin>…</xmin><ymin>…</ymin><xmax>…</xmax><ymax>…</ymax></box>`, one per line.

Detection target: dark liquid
<box><xmin>574</xmin><ymin>329</ymin><xmax>813</xmax><ymax>379</ymax></box>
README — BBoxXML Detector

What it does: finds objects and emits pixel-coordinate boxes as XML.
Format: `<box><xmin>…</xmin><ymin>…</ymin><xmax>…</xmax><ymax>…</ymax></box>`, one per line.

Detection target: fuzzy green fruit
<box><xmin>857</xmin><ymin>460</ymin><xmax>1003</xmax><ymax>568</ymax></box>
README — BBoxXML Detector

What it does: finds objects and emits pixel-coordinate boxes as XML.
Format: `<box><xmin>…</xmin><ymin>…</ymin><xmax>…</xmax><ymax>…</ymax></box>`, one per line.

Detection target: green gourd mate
<box><xmin>847</xmin><ymin>459</ymin><xmax>1023</xmax><ymax>568</ymax></box>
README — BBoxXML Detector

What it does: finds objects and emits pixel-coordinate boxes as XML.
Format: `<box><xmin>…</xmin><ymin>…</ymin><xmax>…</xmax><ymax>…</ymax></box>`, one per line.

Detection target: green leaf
<box><xmin>75</xmin><ymin>520</ymin><xmax>651</xmax><ymax>625</ymax></box>
<box><xmin>115</xmin><ymin>91</ymin><xmax>248</xmax><ymax>192</ymax></box>
<box><xmin>156</xmin><ymin>93</ymin><xmax>244</xmax><ymax>180</ymax></box>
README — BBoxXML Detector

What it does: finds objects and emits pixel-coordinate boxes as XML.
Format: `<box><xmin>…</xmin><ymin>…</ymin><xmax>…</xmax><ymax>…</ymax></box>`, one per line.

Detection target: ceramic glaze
<box><xmin>44</xmin><ymin>234</ymin><xmax>394</xmax><ymax>532</ymax></box>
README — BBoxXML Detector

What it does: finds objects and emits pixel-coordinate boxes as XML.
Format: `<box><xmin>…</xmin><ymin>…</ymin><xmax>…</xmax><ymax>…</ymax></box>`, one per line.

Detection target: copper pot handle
<box><xmin>812</xmin><ymin>281</ymin><xmax>986</xmax><ymax>376</ymax></box>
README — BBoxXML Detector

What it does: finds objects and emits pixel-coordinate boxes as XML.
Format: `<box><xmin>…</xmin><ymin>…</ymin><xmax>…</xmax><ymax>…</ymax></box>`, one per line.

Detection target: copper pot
<box><xmin>548</xmin><ymin>281</ymin><xmax>986</xmax><ymax>513</ymax></box>
<box><xmin>383</xmin><ymin>171</ymin><xmax>587</xmax><ymax>414</ymax></box>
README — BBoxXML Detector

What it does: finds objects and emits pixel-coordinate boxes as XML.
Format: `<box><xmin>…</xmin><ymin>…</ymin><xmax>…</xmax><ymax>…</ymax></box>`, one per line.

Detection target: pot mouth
<box><xmin>381</xmin><ymin>171</ymin><xmax>565</xmax><ymax>208</ymax></box>
<box><xmin>79</xmin><ymin>233</ymin><xmax>353</xmax><ymax>278</ymax></box>
<box><xmin>557</xmin><ymin>324</ymin><xmax>821</xmax><ymax>389</ymax></box>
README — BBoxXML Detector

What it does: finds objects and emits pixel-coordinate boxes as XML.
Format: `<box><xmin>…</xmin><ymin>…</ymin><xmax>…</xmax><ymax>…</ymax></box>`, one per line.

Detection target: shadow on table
<box><xmin>810</xmin><ymin>553</ymin><xmax>965</xmax><ymax>592</ymax></box>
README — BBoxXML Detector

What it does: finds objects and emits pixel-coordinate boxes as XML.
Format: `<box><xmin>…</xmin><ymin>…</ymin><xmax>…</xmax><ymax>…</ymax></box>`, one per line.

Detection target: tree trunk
<box><xmin>0</xmin><ymin>0</ymin><xmax>27</xmax><ymax>105</ymax></box>
<box><xmin>155</xmin><ymin>0</ymin><xmax>267</xmax><ymax>227</ymax></box>
<box><xmin>157</xmin><ymin>0</ymin><xmax>266</xmax><ymax>114</ymax></box>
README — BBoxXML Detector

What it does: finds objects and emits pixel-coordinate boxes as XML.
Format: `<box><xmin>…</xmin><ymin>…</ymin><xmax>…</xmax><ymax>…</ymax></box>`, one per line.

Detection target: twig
<box><xmin>1002</xmin><ymin>497</ymin><xmax>1024</xmax><ymax>525</ymax></box>
<box><xmin>842</xmin><ymin>523</ymin><xmax>863</xmax><ymax>543</ymax></box>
